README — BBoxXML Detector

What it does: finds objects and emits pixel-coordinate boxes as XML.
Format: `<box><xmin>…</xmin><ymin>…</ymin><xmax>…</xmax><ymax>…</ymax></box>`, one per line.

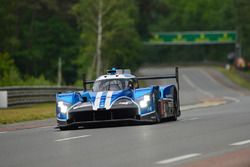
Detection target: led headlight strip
<box><xmin>139</xmin><ymin>95</ymin><xmax>151</xmax><ymax>108</ymax></box>
<box><xmin>58</xmin><ymin>101</ymin><xmax>69</xmax><ymax>114</ymax></box>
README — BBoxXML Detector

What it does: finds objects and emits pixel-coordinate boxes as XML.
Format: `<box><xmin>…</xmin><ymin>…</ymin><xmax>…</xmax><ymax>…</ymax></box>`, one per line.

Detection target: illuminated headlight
<box><xmin>139</xmin><ymin>95</ymin><xmax>151</xmax><ymax>108</ymax></box>
<box><xmin>57</xmin><ymin>101</ymin><xmax>69</xmax><ymax>114</ymax></box>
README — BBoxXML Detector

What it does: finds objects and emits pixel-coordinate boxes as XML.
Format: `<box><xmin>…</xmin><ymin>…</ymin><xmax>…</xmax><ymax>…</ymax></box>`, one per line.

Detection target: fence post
<box><xmin>0</xmin><ymin>91</ymin><xmax>8</xmax><ymax>108</ymax></box>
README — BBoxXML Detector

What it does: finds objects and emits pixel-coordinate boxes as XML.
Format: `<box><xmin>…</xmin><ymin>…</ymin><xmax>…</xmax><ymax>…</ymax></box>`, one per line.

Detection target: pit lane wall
<box><xmin>0</xmin><ymin>86</ymin><xmax>82</xmax><ymax>108</ymax></box>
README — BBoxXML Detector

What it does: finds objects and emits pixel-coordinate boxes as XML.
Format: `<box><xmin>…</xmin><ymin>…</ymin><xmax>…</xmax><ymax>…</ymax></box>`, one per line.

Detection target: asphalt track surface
<box><xmin>1</xmin><ymin>67</ymin><xmax>250</xmax><ymax>167</ymax></box>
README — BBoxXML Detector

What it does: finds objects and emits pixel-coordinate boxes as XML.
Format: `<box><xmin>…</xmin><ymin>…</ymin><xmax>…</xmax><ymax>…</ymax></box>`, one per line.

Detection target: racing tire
<box><xmin>59</xmin><ymin>126</ymin><xmax>68</xmax><ymax>131</ymax></box>
<box><xmin>170</xmin><ymin>110</ymin><xmax>177</xmax><ymax>121</ymax></box>
<box><xmin>170</xmin><ymin>88</ymin><xmax>178</xmax><ymax>121</ymax></box>
<box><xmin>154</xmin><ymin>111</ymin><xmax>161</xmax><ymax>123</ymax></box>
<box><xmin>59</xmin><ymin>125</ymin><xmax>78</xmax><ymax>131</ymax></box>
<box><xmin>152</xmin><ymin>89</ymin><xmax>161</xmax><ymax>123</ymax></box>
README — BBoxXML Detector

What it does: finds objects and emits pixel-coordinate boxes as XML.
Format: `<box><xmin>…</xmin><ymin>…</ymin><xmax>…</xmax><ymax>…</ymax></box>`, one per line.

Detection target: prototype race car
<box><xmin>56</xmin><ymin>67</ymin><xmax>181</xmax><ymax>130</ymax></box>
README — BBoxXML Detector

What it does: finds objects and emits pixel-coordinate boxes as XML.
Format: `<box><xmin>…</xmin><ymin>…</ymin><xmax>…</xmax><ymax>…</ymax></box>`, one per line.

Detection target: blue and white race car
<box><xmin>56</xmin><ymin>68</ymin><xmax>181</xmax><ymax>130</ymax></box>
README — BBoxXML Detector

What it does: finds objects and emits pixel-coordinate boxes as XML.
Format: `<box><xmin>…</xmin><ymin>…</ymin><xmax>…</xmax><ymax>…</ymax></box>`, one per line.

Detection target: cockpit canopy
<box><xmin>93</xmin><ymin>78</ymin><xmax>138</xmax><ymax>92</ymax></box>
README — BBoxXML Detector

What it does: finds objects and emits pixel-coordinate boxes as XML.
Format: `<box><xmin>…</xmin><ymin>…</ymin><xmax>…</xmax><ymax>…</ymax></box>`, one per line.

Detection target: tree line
<box><xmin>0</xmin><ymin>0</ymin><xmax>249</xmax><ymax>86</ymax></box>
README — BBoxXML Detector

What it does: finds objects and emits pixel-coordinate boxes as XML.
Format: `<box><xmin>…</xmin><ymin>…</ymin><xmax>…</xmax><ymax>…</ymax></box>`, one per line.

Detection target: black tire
<box><xmin>170</xmin><ymin>87</ymin><xmax>178</xmax><ymax>121</ymax></box>
<box><xmin>154</xmin><ymin>111</ymin><xmax>161</xmax><ymax>123</ymax></box>
<box><xmin>152</xmin><ymin>89</ymin><xmax>161</xmax><ymax>123</ymax></box>
<box><xmin>59</xmin><ymin>125</ymin><xmax>78</xmax><ymax>131</ymax></box>
<box><xmin>170</xmin><ymin>110</ymin><xmax>177</xmax><ymax>121</ymax></box>
<box><xmin>59</xmin><ymin>126</ymin><xmax>68</xmax><ymax>131</ymax></box>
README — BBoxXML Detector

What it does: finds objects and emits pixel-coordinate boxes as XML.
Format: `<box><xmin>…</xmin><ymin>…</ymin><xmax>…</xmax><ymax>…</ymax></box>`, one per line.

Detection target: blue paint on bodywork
<box><xmin>56</xmin><ymin>92</ymin><xmax>81</xmax><ymax>120</ymax></box>
<box><xmin>110</xmin><ymin>89</ymin><xmax>133</xmax><ymax>103</ymax></box>
<box><xmin>159</xmin><ymin>84</ymin><xmax>175</xmax><ymax>98</ymax></box>
<box><xmin>134</xmin><ymin>87</ymin><xmax>153</xmax><ymax>99</ymax></box>
<box><xmin>56</xmin><ymin>92</ymin><xmax>81</xmax><ymax>104</ymax></box>
<box><xmin>56</xmin><ymin>84</ymin><xmax>177</xmax><ymax>120</ymax></box>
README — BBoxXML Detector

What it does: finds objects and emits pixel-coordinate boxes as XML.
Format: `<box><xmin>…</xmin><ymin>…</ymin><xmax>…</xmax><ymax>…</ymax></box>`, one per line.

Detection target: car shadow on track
<box><xmin>55</xmin><ymin>118</ymin><xmax>177</xmax><ymax>131</ymax></box>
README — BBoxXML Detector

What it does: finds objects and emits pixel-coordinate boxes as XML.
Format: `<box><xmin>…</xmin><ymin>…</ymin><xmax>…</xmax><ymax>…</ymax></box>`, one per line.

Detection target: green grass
<box><xmin>218</xmin><ymin>67</ymin><xmax>250</xmax><ymax>90</ymax></box>
<box><xmin>0</xmin><ymin>103</ymin><xmax>55</xmax><ymax>124</ymax></box>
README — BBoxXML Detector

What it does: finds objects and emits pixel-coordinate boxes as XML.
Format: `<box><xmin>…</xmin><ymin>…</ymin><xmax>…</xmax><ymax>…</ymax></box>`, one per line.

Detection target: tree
<box><xmin>135</xmin><ymin>0</ymin><xmax>170</xmax><ymax>38</ymax></box>
<box><xmin>0</xmin><ymin>0</ymin><xmax>21</xmax><ymax>53</ymax></box>
<box><xmin>140</xmin><ymin>0</ymin><xmax>237</xmax><ymax>63</ymax></box>
<box><xmin>0</xmin><ymin>0</ymin><xmax>79</xmax><ymax>84</ymax></box>
<box><xmin>0</xmin><ymin>52</ymin><xmax>22</xmax><ymax>86</ymax></box>
<box><xmin>72</xmin><ymin>0</ymin><xmax>141</xmax><ymax>79</ymax></box>
<box><xmin>235</xmin><ymin>0</ymin><xmax>250</xmax><ymax>60</ymax></box>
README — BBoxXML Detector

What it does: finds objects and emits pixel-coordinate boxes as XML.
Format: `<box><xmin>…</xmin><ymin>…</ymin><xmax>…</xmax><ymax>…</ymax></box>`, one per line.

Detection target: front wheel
<box><xmin>59</xmin><ymin>125</ymin><xmax>78</xmax><ymax>131</ymax></box>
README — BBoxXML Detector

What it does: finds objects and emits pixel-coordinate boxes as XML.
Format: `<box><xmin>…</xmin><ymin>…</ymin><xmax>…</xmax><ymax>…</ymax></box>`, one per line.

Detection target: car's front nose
<box><xmin>58</xmin><ymin>98</ymin><xmax>140</xmax><ymax>126</ymax></box>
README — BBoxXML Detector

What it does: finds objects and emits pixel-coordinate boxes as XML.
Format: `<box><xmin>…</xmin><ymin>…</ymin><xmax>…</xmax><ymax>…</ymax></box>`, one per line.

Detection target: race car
<box><xmin>56</xmin><ymin>67</ymin><xmax>181</xmax><ymax>130</ymax></box>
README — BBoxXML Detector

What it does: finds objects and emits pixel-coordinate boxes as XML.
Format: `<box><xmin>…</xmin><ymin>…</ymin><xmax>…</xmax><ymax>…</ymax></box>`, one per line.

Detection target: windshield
<box><xmin>93</xmin><ymin>79</ymin><xmax>133</xmax><ymax>92</ymax></box>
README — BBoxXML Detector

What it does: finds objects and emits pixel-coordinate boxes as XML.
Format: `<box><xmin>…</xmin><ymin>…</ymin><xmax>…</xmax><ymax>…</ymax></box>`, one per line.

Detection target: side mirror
<box><xmin>77</xmin><ymin>92</ymin><xmax>87</xmax><ymax>102</ymax></box>
<box><xmin>81</xmin><ymin>96</ymin><xmax>87</xmax><ymax>102</ymax></box>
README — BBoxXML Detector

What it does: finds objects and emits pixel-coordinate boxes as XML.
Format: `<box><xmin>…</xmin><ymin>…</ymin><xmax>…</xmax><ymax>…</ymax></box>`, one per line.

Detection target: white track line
<box><xmin>0</xmin><ymin>131</ymin><xmax>7</xmax><ymax>134</ymax></box>
<box><xmin>155</xmin><ymin>153</ymin><xmax>201</xmax><ymax>165</ymax></box>
<box><xmin>201</xmin><ymin>70</ymin><xmax>222</xmax><ymax>87</ymax></box>
<box><xmin>230</xmin><ymin>140</ymin><xmax>250</xmax><ymax>146</ymax></box>
<box><xmin>37</xmin><ymin>125</ymin><xmax>55</xmax><ymax>129</ymax></box>
<box><xmin>180</xmin><ymin>102</ymin><xmax>224</xmax><ymax>111</ymax></box>
<box><xmin>223</xmin><ymin>96</ymin><xmax>240</xmax><ymax>103</ymax></box>
<box><xmin>182</xmin><ymin>74</ymin><xmax>214</xmax><ymax>98</ymax></box>
<box><xmin>188</xmin><ymin>117</ymin><xmax>200</xmax><ymax>121</ymax></box>
<box><xmin>55</xmin><ymin>135</ymin><xmax>91</xmax><ymax>142</ymax></box>
<box><xmin>181</xmin><ymin>104</ymin><xmax>206</xmax><ymax>111</ymax></box>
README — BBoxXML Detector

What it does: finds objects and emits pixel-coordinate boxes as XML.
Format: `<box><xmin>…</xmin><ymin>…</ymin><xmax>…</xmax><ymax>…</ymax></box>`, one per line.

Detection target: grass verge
<box><xmin>218</xmin><ymin>67</ymin><xmax>250</xmax><ymax>90</ymax></box>
<box><xmin>0</xmin><ymin>103</ymin><xmax>55</xmax><ymax>124</ymax></box>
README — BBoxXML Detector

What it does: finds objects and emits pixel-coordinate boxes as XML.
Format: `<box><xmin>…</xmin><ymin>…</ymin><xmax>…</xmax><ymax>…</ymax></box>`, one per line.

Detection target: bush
<box><xmin>0</xmin><ymin>52</ymin><xmax>54</xmax><ymax>86</ymax></box>
<box><xmin>0</xmin><ymin>52</ymin><xmax>22</xmax><ymax>86</ymax></box>
<box><xmin>23</xmin><ymin>75</ymin><xmax>53</xmax><ymax>86</ymax></box>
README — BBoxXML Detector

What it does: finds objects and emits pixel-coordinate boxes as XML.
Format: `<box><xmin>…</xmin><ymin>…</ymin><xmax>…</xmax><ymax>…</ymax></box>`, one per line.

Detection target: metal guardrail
<box><xmin>0</xmin><ymin>86</ymin><xmax>82</xmax><ymax>108</ymax></box>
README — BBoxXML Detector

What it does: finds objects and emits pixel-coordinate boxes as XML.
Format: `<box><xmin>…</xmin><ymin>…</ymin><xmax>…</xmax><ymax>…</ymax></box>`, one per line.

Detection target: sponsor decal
<box><xmin>93</xmin><ymin>92</ymin><xmax>102</xmax><ymax>110</ymax></box>
<box><xmin>105</xmin><ymin>91</ymin><xmax>113</xmax><ymax>109</ymax></box>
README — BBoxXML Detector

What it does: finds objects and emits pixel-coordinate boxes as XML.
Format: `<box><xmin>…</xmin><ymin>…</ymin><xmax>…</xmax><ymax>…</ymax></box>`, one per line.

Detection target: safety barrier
<box><xmin>0</xmin><ymin>86</ymin><xmax>82</xmax><ymax>108</ymax></box>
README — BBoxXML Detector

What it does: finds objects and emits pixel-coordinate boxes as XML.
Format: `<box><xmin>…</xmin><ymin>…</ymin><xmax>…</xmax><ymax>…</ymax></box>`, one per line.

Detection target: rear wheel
<box><xmin>170</xmin><ymin>88</ymin><xmax>178</xmax><ymax>121</ymax></box>
<box><xmin>170</xmin><ymin>109</ymin><xmax>177</xmax><ymax>121</ymax></box>
<box><xmin>154</xmin><ymin>110</ymin><xmax>161</xmax><ymax>123</ymax></box>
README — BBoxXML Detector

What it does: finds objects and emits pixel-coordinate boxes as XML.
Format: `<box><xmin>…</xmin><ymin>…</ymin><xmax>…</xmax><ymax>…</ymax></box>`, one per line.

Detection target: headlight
<box><xmin>139</xmin><ymin>95</ymin><xmax>151</xmax><ymax>108</ymax></box>
<box><xmin>58</xmin><ymin>101</ymin><xmax>69</xmax><ymax>114</ymax></box>
<box><xmin>144</xmin><ymin>95</ymin><xmax>150</xmax><ymax>101</ymax></box>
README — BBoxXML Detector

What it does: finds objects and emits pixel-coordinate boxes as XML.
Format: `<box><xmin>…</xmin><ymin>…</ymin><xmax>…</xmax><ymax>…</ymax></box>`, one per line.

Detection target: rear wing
<box><xmin>82</xmin><ymin>67</ymin><xmax>179</xmax><ymax>91</ymax></box>
<box><xmin>136</xmin><ymin>67</ymin><xmax>180</xmax><ymax>90</ymax></box>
